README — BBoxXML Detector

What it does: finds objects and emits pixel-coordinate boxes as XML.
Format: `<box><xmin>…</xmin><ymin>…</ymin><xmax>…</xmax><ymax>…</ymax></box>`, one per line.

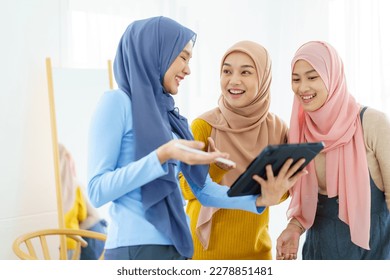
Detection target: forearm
<box><xmin>186</xmin><ymin>174</ymin><xmax>265</xmax><ymax>214</ymax></box>
<box><xmin>88</xmin><ymin>151</ymin><xmax>167</xmax><ymax>207</ymax></box>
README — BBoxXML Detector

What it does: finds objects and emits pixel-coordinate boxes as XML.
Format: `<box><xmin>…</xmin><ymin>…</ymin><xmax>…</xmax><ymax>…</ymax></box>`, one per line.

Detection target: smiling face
<box><xmin>163</xmin><ymin>41</ymin><xmax>193</xmax><ymax>95</ymax></box>
<box><xmin>291</xmin><ymin>59</ymin><xmax>329</xmax><ymax>112</ymax></box>
<box><xmin>220</xmin><ymin>51</ymin><xmax>259</xmax><ymax>108</ymax></box>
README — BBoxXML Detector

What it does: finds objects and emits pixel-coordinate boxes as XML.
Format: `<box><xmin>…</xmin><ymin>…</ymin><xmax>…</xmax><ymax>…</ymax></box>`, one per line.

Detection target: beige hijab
<box><xmin>58</xmin><ymin>143</ymin><xmax>78</xmax><ymax>214</ymax></box>
<box><xmin>196</xmin><ymin>41</ymin><xmax>287</xmax><ymax>248</ymax></box>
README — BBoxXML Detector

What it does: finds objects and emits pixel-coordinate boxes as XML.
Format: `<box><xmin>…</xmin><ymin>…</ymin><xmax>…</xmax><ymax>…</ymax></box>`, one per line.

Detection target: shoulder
<box><xmin>197</xmin><ymin>107</ymin><xmax>222</xmax><ymax>124</ymax></box>
<box><xmin>362</xmin><ymin>107</ymin><xmax>390</xmax><ymax>133</ymax></box>
<box><xmin>95</xmin><ymin>89</ymin><xmax>132</xmax><ymax>118</ymax></box>
<box><xmin>191</xmin><ymin>118</ymin><xmax>212</xmax><ymax>142</ymax></box>
<box><xmin>266</xmin><ymin>112</ymin><xmax>289</xmax><ymax>139</ymax></box>
<box><xmin>191</xmin><ymin>118</ymin><xmax>212</xmax><ymax>130</ymax></box>
<box><xmin>99</xmin><ymin>89</ymin><xmax>131</xmax><ymax>108</ymax></box>
<box><xmin>361</xmin><ymin>107</ymin><xmax>390</xmax><ymax>147</ymax></box>
<box><xmin>266</xmin><ymin>112</ymin><xmax>288</xmax><ymax>127</ymax></box>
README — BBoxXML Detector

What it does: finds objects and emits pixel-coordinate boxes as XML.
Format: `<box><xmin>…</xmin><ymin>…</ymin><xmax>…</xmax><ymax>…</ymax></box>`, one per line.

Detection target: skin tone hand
<box><xmin>276</xmin><ymin>219</ymin><xmax>304</xmax><ymax>260</ymax></box>
<box><xmin>253</xmin><ymin>158</ymin><xmax>308</xmax><ymax>207</ymax></box>
<box><xmin>207</xmin><ymin>137</ymin><xmax>235</xmax><ymax>171</ymax></box>
<box><xmin>156</xmin><ymin>139</ymin><xmax>230</xmax><ymax>165</ymax></box>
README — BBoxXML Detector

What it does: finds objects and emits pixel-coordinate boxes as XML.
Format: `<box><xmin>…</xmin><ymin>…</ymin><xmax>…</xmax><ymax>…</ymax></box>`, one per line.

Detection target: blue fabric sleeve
<box><xmin>87</xmin><ymin>90</ymin><xmax>168</xmax><ymax>208</ymax></box>
<box><xmin>186</xmin><ymin>172</ymin><xmax>265</xmax><ymax>214</ymax></box>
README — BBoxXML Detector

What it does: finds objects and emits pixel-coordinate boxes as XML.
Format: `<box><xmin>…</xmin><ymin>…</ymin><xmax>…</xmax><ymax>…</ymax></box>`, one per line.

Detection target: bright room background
<box><xmin>0</xmin><ymin>0</ymin><xmax>389</xmax><ymax>259</ymax></box>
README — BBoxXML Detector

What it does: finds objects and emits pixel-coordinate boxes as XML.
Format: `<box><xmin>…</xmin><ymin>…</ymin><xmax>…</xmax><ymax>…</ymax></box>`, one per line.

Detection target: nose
<box><xmin>229</xmin><ymin>73</ymin><xmax>241</xmax><ymax>85</ymax></box>
<box><xmin>298</xmin><ymin>80</ymin><xmax>309</xmax><ymax>93</ymax></box>
<box><xmin>183</xmin><ymin>64</ymin><xmax>191</xmax><ymax>76</ymax></box>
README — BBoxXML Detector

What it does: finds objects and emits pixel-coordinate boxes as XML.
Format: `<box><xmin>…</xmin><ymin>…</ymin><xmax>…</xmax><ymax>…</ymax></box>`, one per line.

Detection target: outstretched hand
<box><xmin>156</xmin><ymin>139</ymin><xmax>230</xmax><ymax>165</ymax></box>
<box><xmin>253</xmin><ymin>158</ymin><xmax>307</xmax><ymax>207</ymax></box>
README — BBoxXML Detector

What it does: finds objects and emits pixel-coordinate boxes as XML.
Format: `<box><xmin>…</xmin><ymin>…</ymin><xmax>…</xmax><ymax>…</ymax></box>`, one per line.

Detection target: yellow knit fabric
<box><xmin>179</xmin><ymin>118</ymin><xmax>288</xmax><ymax>259</ymax></box>
<box><xmin>64</xmin><ymin>187</ymin><xmax>87</xmax><ymax>250</ymax></box>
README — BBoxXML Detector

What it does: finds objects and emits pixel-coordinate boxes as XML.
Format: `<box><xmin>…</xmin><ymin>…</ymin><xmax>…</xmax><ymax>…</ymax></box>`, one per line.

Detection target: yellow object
<box><xmin>64</xmin><ymin>187</ymin><xmax>88</xmax><ymax>250</ymax></box>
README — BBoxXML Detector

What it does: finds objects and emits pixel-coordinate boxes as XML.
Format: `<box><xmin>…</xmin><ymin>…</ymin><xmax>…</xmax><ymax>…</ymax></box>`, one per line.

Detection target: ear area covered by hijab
<box><xmin>113</xmin><ymin>16</ymin><xmax>207</xmax><ymax>258</ymax></box>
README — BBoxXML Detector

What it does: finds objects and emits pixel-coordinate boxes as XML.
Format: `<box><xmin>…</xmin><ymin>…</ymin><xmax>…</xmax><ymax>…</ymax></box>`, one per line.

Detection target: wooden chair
<box><xmin>12</xmin><ymin>228</ymin><xmax>106</xmax><ymax>260</ymax></box>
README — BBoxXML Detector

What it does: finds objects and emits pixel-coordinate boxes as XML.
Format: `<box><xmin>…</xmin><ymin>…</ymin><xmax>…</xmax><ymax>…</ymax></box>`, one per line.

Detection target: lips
<box><xmin>228</xmin><ymin>89</ymin><xmax>245</xmax><ymax>95</ymax></box>
<box><xmin>300</xmin><ymin>93</ymin><xmax>316</xmax><ymax>100</ymax></box>
<box><xmin>175</xmin><ymin>76</ymin><xmax>183</xmax><ymax>86</ymax></box>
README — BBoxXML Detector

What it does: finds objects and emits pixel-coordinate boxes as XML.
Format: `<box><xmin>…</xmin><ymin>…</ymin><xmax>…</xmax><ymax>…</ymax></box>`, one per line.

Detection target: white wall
<box><xmin>0</xmin><ymin>0</ymin><xmax>64</xmax><ymax>259</ymax></box>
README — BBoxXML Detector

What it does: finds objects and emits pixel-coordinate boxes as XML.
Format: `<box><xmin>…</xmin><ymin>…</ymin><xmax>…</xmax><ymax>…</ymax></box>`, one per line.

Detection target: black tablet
<box><xmin>227</xmin><ymin>142</ymin><xmax>324</xmax><ymax>197</ymax></box>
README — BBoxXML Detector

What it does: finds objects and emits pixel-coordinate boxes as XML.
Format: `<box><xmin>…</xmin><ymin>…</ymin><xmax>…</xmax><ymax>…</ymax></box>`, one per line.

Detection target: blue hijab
<box><xmin>113</xmin><ymin>16</ymin><xmax>208</xmax><ymax>258</ymax></box>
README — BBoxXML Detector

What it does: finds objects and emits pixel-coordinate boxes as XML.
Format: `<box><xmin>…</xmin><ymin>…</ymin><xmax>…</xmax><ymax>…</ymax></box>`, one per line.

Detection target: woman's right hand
<box><xmin>156</xmin><ymin>139</ymin><xmax>230</xmax><ymax>165</ymax></box>
<box><xmin>276</xmin><ymin>220</ymin><xmax>303</xmax><ymax>260</ymax></box>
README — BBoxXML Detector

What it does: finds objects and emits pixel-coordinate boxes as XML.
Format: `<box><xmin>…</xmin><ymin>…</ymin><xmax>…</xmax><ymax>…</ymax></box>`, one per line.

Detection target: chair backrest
<box><xmin>12</xmin><ymin>228</ymin><xmax>107</xmax><ymax>260</ymax></box>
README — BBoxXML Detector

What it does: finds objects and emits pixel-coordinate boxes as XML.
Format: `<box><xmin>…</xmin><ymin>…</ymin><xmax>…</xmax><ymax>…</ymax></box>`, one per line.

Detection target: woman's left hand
<box><xmin>254</xmin><ymin>158</ymin><xmax>308</xmax><ymax>207</ymax></box>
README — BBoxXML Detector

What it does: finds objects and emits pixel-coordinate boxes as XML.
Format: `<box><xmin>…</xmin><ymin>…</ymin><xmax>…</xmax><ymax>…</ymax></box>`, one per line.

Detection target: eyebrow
<box><xmin>292</xmin><ymin>69</ymin><xmax>317</xmax><ymax>76</ymax></box>
<box><xmin>223</xmin><ymin>63</ymin><xmax>255</xmax><ymax>69</ymax></box>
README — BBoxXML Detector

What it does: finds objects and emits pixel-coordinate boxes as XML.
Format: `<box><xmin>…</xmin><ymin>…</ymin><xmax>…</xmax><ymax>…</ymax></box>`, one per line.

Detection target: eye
<box><xmin>308</xmin><ymin>76</ymin><xmax>318</xmax><ymax>80</ymax></box>
<box><xmin>292</xmin><ymin>78</ymin><xmax>300</xmax><ymax>82</ymax></box>
<box><xmin>222</xmin><ymin>69</ymin><xmax>231</xmax><ymax>74</ymax></box>
<box><xmin>242</xmin><ymin>70</ymin><xmax>252</xmax><ymax>75</ymax></box>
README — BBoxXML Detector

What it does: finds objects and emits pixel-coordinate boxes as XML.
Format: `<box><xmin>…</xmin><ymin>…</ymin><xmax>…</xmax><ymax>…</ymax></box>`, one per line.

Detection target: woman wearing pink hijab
<box><xmin>276</xmin><ymin>41</ymin><xmax>390</xmax><ymax>260</ymax></box>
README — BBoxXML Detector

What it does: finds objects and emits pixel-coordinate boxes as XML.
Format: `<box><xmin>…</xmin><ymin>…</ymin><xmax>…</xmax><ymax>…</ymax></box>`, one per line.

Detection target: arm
<box><xmin>186</xmin><ymin>173</ymin><xmax>265</xmax><ymax>214</ymax></box>
<box><xmin>87</xmin><ymin>91</ymin><xmax>168</xmax><ymax>207</ymax></box>
<box><xmin>276</xmin><ymin>217</ymin><xmax>305</xmax><ymax>260</ymax></box>
<box><xmin>363</xmin><ymin>108</ymin><xmax>390</xmax><ymax>210</ymax></box>
<box><xmin>79</xmin><ymin>187</ymin><xmax>101</xmax><ymax>230</ymax></box>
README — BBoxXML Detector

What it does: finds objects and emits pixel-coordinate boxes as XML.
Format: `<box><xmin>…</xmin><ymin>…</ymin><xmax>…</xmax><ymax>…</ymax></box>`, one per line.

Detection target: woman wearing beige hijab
<box><xmin>180</xmin><ymin>41</ymin><xmax>299</xmax><ymax>259</ymax></box>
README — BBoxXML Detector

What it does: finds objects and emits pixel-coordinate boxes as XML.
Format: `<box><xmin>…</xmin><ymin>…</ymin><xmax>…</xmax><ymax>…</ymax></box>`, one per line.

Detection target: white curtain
<box><xmin>329</xmin><ymin>0</ymin><xmax>390</xmax><ymax>113</ymax></box>
<box><xmin>61</xmin><ymin>0</ymin><xmax>389</xmax><ymax>121</ymax></box>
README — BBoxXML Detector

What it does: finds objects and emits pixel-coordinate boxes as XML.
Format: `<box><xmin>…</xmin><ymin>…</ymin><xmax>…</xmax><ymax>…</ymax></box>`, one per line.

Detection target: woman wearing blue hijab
<box><xmin>88</xmin><ymin>16</ymin><xmax>305</xmax><ymax>260</ymax></box>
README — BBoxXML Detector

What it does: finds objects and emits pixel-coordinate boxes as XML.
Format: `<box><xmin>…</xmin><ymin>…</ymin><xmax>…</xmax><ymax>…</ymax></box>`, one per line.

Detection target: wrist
<box><xmin>288</xmin><ymin>219</ymin><xmax>305</xmax><ymax>235</ymax></box>
<box><xmin>156</xmin><ymin>144</ymin><xmax>170</xmax><ymax>164</ymax></box>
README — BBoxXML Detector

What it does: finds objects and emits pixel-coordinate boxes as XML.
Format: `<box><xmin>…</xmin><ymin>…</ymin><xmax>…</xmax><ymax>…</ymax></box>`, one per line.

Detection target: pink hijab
<box><xmin>287</xmin><ymin>41</ymin><xmax>371</xmax><ymax>249</ymax></box>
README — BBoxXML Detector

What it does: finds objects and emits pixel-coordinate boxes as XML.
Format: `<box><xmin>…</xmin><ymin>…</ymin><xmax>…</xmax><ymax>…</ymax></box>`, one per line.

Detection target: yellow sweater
<box><xmin>64</xmin><ymin>187</ymin><xmax>87</xmax><ymax>250</ymax></box>
<box><xmin>179</xmin><ymin>119</ymin><xmax>289</xmax><ymax>259</ymax></box>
